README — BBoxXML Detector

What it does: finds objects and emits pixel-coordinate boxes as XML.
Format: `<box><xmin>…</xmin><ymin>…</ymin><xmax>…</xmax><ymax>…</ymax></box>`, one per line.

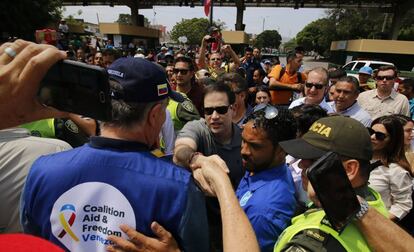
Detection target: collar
<box><xmin>243</xmin><ymin>163</ymin><xmax>287</xmax><ymax>192</ymax></box>
<box><xmin>374</xmin><ymin>89</ymin><xmax>396</xmax><ymax>100</ymax></box>
<box><xmin>355</xmin><ymin>184</ymin><xmax>376</xmax><ymax>201</ymax></box>
<box><xmin>334</xmin><ymin>100</ymin><xmax>358</xmax><ymax>113</ymax></box>
<box><xmin>204</xmin><ymin>119</ymin><xmax>241</xmax><ymax>148</ymax></box>
<box><xmin>89</xmin><ymin>136</ymin><xmax>151</xmax><ymax>152</ymax></box>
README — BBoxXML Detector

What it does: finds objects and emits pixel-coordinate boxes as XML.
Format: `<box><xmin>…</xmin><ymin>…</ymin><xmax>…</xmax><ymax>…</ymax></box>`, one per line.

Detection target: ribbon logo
<box><xmin>58</xmin><ymin>204</ymin><xmax>79</xmax><ymax>242</ymax></box>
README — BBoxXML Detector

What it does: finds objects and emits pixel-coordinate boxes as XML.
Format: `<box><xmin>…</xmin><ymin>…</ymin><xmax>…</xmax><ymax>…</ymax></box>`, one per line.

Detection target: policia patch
<box><xmin>282</xmin><ymin>228</ymin><xmax>346</xmax><ymax>252</ymax></box>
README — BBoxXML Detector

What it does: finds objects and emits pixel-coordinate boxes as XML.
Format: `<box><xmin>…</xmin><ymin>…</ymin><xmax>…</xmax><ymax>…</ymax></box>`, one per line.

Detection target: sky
<box><xmin>63</xmin><ymin>5</ymin><xmax>326</xmax><ymax>39</ymax></box>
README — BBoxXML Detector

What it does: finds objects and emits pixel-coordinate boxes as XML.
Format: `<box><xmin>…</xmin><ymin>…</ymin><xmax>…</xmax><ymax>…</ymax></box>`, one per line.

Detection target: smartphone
<box><xmin>38</xmin><ymin>60</ymin><xmax>112</xmax><ymax>121</ymax></box>
<box><xmin>206</xmin><ymin>37</ymin><xmax>216</xmax><ymax>43</ymax></box>
<box><xmin>306</xmin><ymin>152</ymin><xmax>360</xmax><ymax>232</ymax></box>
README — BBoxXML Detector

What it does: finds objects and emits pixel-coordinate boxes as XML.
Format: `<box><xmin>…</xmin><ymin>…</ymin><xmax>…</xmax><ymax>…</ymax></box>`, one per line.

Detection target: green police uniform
<box><xmin>21</xmin><ymin>118</ymin><xmax>89</xmax><ymax>147</ymax></box>
<box><xmin>274</xmin><ymin>187</ymin><xmax>388</xmax><ymax>252</ymax></box>
<box><xmin>167</xmin><ymin>93</ymin><xmax>200</xmax><ymax>133</ymax></box>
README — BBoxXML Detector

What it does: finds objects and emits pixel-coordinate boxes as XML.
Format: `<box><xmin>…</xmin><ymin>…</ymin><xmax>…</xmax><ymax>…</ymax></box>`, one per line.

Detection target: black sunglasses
<box><xmin>375</xmin><ymin>75</ymin><xmax>394</xmax><ymax>81</ymax></box>
<box><xmin>305</xmin><ymin>82</ymin><xmax>325</xmax><ymax>89</ymax></box>
<box><xmin>204</xmin><ymin>105</ymin><xmax>230</xmax><ymax>115</ymax></box>
<box><xmin>367</xmin><ymin>128</ymin><xmax>388</xmax><ymax>141</ymax></box>
<box><xmin>173</xmin><ymin>68</ymin><xmax>190</xmax><ymax>75</ymax></box>
<box><xmin>253</xmin><ymin>103</ymin><xmax>279</xmax><ymax>119</ymax></box>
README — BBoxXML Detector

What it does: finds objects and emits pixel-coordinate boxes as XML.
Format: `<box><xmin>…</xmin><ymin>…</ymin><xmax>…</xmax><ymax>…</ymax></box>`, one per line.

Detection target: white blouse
<box><xmin>369</xmin><ymin>163</ymin><xmax>413</xmax><ymax>219</ymax></box>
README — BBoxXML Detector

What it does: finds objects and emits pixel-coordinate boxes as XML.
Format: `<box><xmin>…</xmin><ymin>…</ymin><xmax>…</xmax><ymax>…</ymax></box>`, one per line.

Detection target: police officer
<box><xmin>275</xmin><ymin>116</ymin><xmax>388</xmax><ymax>251</ymax></box>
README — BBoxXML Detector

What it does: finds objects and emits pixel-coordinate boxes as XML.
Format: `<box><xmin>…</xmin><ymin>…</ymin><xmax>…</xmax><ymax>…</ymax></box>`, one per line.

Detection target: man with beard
<box><xmin>236</xmin><ymin>104</ymin><xmax>297</xmax><ymax>252</ymax></box>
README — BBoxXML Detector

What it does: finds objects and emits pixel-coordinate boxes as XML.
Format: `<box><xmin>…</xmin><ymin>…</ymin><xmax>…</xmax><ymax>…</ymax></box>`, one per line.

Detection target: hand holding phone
<box><xmin>306</xmin><ymin>152</ymin><xmax>361</xmax><ymax>232</ymax></box>
<box><xmin>38</xmin><ymin>60</ymin><xmax>112</xmax><ymax>121</ymax></box>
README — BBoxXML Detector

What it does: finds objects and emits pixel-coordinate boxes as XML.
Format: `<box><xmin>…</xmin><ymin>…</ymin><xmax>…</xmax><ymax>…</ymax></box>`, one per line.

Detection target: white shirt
<box><xmin>369</xmin><ymin>162</ymin><xmax>413</xmax><ymax>219</ymax></box>
<box><xmin>328</xmin><ymin>101</ymin><xmax>372</xmax><ymax>127</ymax></box>
<box><xmin>286</xmin><ymin>155</ymin><xmax>309</xmax><ymax>205</ymax></box>
<box><xmin>289</xmin><ymin>97</ymin><xmax>334</xmax><ymax>113</ymax></box>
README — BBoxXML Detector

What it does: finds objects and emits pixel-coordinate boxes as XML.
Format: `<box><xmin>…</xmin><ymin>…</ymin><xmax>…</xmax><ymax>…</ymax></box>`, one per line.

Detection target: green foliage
<box><xmin>254</xmin><ymin>30</ymin><xmax>282</xmax><ymax>49</ymax></box>
<box><xmin>0</xmin><ymin>0</ymin><xmax>63</xmax><ymax>40</ymax></box>
<box><xmin>170</xmin><ymin>18</ymin><xmax>224</xmax><ymax>45</ymax></box>
<box><xmin>116</xmin><ymin>14</ymin><xmax>150</xmax><ymax>27</ymax></box>
<box><xmin>116</xmin><ymin>14</ymin><xmax>132</xmax><ymax>25</ymax></box>
<box><xmin>296</xmin><ymin>18</ymin><xmax>337</xmax><ymax>55</ymax></box>
<box><xmin>283</xmin><ymin>38</ymin><xmax>298</xmax><ymax>51</ymax></box>
<box><xmin>295</xmin><ymin>8</ymin><xmax>414</xmax><ymax>56</ymax></box>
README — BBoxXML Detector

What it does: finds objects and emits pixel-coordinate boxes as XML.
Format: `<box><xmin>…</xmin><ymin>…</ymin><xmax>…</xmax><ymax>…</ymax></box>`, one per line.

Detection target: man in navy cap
<box><xmin>20</xmin><ymin>58</ymin><xmax>208</xmax><ymax>252</ymax></box>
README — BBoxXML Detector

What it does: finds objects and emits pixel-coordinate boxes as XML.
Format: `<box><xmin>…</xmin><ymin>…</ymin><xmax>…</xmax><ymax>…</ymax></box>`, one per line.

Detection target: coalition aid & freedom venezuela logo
<box><xmin>58</xmin><ymin>204</ymin><xmax>79</xmax><ymax>242</ymax></box>
<box><xmin>50</xmin><ymin>182</ymin><xmax>136</xmax><ymax>252</ymax></box>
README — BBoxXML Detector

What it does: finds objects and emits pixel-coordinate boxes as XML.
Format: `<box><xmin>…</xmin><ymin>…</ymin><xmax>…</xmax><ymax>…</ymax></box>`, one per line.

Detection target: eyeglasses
<box><xmin>305</xmin><ymin>82</ymin><xmax>325</xmax><ymax>89</ymax></box>
<box><xmin>210</xmin><ymin>58</ymin><xmax>221</xmax><ymax>61</ymax></box>
<box><xmin>375</xmin><ymin>75</ymin><xmax>394</xmax><ymax>81</ymax></box>
<box><xmin>367</xmin><ymin>128</ymin><xmax>388</xmax><ymax>141</ymax></box>
<box><xmin>251</xmin><ymin>104</ymin><xmax>279</xmax><ymax>128</ymax></box>
<box><xmin>173</xmin><ymin>68</ymin><xmax>190</xmax><ymax>75</ymax></box>
<box><xmin>254</xmin><ymin>103</ymin><xmax>279</xmax><ymax>119</ymax></box>
<box><xmin>204</xmin><ymin>105</ymin><xmax>230</xmax><ymax>115</ymax></box>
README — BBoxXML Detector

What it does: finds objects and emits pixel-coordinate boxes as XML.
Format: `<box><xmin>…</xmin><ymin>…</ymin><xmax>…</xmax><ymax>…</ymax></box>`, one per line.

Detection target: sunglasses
<box><xmin>173</xmin><ymin>68</ymin><xmax>190</xmax><ymax>75</ymax></box>
<box><xmin>204</xmin><ymin>105</ymin><xmax>230</xmax><ymax>115</ymax></box>
<box><xmin>367</xmin><ymin>128</ymin><xmax>388</xmax><ymax>141</ymax></box>
<box><xmin>375</xmin><ymin>75</ymin><xmax>394</xmax><ymax>81</ymax></box>
<box><xmin>253</xmin><ymin>103</ymin><xmax>279</xmax><ymax>119</ymax></box>
<box><xmin>210</xmin><ymin>58</ymin><xmax>221</xmax><ymax>61</ymax></box>
<box><xmin>305</xmin><ymin>82</ymin><xmax>325</xmax><ymax>89</ymax></box>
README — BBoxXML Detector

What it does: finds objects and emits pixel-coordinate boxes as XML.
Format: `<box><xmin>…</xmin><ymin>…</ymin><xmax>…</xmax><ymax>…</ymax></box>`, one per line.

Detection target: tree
<box><xmin>254</xmin><ymin>30</ymin><xmax>282</xmax><ymax>49</ymax></box>
<box><xmin>0</xmin><ymin>0</ymin><xmax>63</xmax><ymax>41</ymax></box>
<box><xmin>296</xmin><ymin>18</ymin><xmax>337</xmax><ymax>56</ymax></box>
<box><xmin>117</xmin><ymin>14</ymin><xmax>132</xmax><ymax>25</ymax></box>
<box><xmin>282</xmin><ymin>38</ymin><xmax>298</xmax><ymax>52</ymax></box>
<box><xmin>295</xmin><ymin>8</ymin><xmax>414</xmax><ymax>56</ymax></box>
<box><xmin>116</xmin><ymin>14</ymin><xmax>151</xmax><ymax>27</ymax></box>
<box><xmin>170</xmin><ymin>18</ymin><xmax>225</xmax><ymax>45</ymax></box>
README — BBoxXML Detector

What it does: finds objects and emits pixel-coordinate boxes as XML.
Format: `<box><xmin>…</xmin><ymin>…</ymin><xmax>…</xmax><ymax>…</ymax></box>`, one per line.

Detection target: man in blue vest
<box><xmin>20</xmin><ymin>58</ymin><xmax>209</xmax><ymax>252</ymax></box>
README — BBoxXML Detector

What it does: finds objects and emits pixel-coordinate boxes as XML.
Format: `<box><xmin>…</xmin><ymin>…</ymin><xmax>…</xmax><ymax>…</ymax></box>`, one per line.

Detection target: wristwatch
<box><xmin>355</xmin><ymin>198</ymin><xmax>369</xmax><ymax>220</ymax></box>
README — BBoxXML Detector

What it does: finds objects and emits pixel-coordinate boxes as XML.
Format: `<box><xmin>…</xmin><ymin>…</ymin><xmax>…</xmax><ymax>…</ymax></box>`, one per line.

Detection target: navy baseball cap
<box><xmin>107</xmin><ymin>57</ymin><xmax>184</xmax><ymax>103</ymax></box>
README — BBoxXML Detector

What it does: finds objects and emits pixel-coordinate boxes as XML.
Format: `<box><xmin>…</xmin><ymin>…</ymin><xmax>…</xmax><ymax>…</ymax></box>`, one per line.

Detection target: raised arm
<box><xmin>222</xmin><ymin>44</ymin><xmax>240</xmax><ymax>71</ymax></box>
<box><xmin>356</xmin><ymin>207</ymin><xmax>414</xmax><ymax>252</ymax></box>
<box><xmin>0</xmin><ymin>40</ymin><xmax>67</xmax><ymax>129</ymax></box>
<box><xmin>198</xmin><ymin>35</ymin><xmax>210</xmax><ymax>70</ymax></box>
<box><xmin>173</xmin><ymin>137</ymin><xmax>198</xmax><ymax>168</ymax></box>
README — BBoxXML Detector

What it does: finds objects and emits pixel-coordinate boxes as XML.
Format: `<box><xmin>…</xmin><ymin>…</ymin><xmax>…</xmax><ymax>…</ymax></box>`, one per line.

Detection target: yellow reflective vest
<box><xmin>274</xmin><ymin>188</ymin><xmax>388</xmax><ymax>252</ymax></box>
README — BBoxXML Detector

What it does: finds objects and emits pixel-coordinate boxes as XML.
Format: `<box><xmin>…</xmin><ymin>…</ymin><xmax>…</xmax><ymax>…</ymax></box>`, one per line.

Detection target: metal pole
<box><xmin>210</xmin><ymin>0</ymin><xmax>214</xmax><ymax>26</ymax></box>
<box><xmin>262</xmin><ymin>18</ymin><xmax>265</xmax><ymax>32</ymax></box>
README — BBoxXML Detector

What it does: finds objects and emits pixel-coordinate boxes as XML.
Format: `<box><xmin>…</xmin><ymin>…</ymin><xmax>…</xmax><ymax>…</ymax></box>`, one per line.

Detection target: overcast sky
<box><xmin>63</xmin><ymin>5</ymin><xmax>326</xmax><ymax>39</ymax></box>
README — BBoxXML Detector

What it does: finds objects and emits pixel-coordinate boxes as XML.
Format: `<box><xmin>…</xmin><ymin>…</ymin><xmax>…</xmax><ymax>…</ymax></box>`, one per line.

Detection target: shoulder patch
<box><xmin>181</xmin><ymin>100</ymin><xmax>195</xmax><ymax>113</ymax></box>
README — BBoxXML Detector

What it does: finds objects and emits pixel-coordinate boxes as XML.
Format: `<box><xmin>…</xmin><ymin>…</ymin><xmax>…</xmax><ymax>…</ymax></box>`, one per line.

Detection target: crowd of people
<box><xmin>1</xmin><ymin>29</ymin><xmax>414</xmax><ymax>252</ymax></box>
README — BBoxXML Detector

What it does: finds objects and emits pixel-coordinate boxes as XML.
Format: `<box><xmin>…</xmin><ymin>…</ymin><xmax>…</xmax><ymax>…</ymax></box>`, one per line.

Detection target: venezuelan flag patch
<box><xmin>157</xmin><ymin>83</ymin><xmax>168</xmax><ymax>96</ymax></box>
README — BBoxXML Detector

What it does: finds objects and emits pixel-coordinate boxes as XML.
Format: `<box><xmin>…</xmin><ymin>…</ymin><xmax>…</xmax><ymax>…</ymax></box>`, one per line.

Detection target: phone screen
<box><xmin>38</xmin><ymin>60</ymin><xmax>112</xmax><ymax>121</ymax></box>
<box><xmin>306</xmin><ymin>152</ymin><xmax>360</xmax><ymax>232</ymax></box>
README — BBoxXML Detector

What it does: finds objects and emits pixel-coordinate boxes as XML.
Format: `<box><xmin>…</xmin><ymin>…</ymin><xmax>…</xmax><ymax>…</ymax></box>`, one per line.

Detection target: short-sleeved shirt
<box><xmin>177</xmin><ymin>118</ymin><xmax>243</xmax><ymax>187</ymax></box>
<box><xmin>0</xmin><ymin>128</ymin><xmax>71</xmax><ymax>233</ymax></box>
<box><xmin>21</xmin><ymin>137</ymin><xmax>208</xmax><ymax>252</ymax></box>
<box><xmin>289</xmin><ymin>97</ymin><xmax>334</xmax><ymax>113</ymax></box>
<box><xmin>357</xmin><ymin>89</ymin><xmax>410</xmax><ymax>120</ymax></box>
<box><xmin>328</xmin><ymin>101</ymin><xmax>372</xmax><ymax>127</ymax></box>
<box><xmin>268</xmin><ymin>65</ymin><xmax>306</xmax><ymax>105</ymax></box>
<box><xmin>236</xmin><ymin>164</ymin><xmax>296</xmax><ymax>252</ymax></box>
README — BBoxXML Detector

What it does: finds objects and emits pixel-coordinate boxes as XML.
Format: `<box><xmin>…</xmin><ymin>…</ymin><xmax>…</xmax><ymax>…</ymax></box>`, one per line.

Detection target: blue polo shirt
<box><xmin>21</xmin><ymin>137</ymin><xmax>208</xmax><ymax>252</ymax></box>
<box><xmin>236</xmin><ymin>163</ymin><xmax>296</xmax><ymax>252</ymax></box>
